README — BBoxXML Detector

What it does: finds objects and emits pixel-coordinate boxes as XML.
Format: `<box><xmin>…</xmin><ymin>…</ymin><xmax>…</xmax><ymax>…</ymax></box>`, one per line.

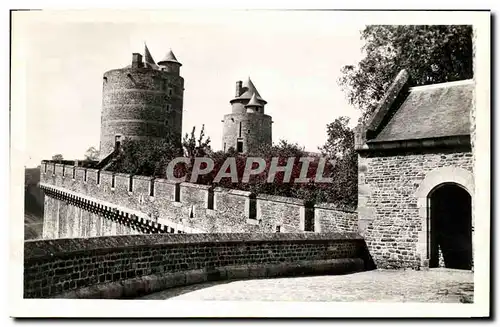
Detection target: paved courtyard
<box><xmin>140</xmin><ymin>268</ymin><xmax>474</xmax><ymax>302</ymax></box>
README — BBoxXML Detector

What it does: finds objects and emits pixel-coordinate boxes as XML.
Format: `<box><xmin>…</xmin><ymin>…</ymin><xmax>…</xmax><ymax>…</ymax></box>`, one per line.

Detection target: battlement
<box><xmin>40</xmin><ymin>162</ymin><xmax>359</xmax><ymax>237</ymax></box>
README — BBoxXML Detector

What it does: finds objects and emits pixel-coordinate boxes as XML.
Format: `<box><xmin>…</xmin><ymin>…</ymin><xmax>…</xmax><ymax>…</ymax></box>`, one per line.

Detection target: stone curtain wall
<box><xmin>314</xmin><ymin>203</ymin><xmax>359</xmax><ymax>233</ymax></box>
<box><xmin>24</xmin><ymin>233</ymin><xmax>368</xmax><ymax>299</ymax></box>
<box><xmin>40</xmin><ymin>162</ymin><xmax>358</xmax><ymax>238</ymax></box>
<box><xmin>357</xmin><ymin>149</ymin><xmax>473</xmax><ymax>269</ymax></box>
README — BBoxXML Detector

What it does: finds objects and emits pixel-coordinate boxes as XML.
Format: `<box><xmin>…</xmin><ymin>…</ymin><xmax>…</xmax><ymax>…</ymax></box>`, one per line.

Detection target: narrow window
<box><xmin>168</xmin><ymin>88</ymin><xmax>173</xmax><ymax>96</ymax></box>
<box><xmin>111</xmin><ymin>174</ymin><xmax>115</xmax><ymax>188</ymax></box>
<box><xmin>249</xmin><ymin>196</ymin><xmax>256</xmax><ymax>219</ymax></box>
<box><xmin>223</xmin><ymin>142</ymin><xmax>226</xmax><ymax>152</ymax></box>
<box><xmin>275</xmin><ymin>226</ymin><xmax>281</xmax><ymax>233</ymax></box>
<box><xmin>239</xmin><ymin>122</ymin><xmax>242</xmax><ymax>137</ymax></box>
<box><xmin>62</xmin><ymin>166</ymin><xmax>65</xmax><ymax>176</ymax></box>
<box><xmin>304</xmin><ymin>207</ymin><xmax>315</xmax><ymax>232</ymax></box>
<box><xmin>97</xmin><ymin>170</ymin><xmax>101</xmax><ymax>185</ymax></box>
<box><xmin>207</xmin><ymin>189</ymin><xmax>214</xmax><ymax>210</ymax></box>
<box><xmin>189</xmin><ymin>206</ymin><xmax>194</xmax><ymax>218</ymax></box>
<box><xmin>114</xmin><ymin>135</ymin><xmax>121</xmax><ymax>150</ymax></box>
<box><xmin>174</xmin><ymin>183</ymin><xmax>181</xmax><ymax>202</ymax></box>
<box><xmin>72</xmin><ymin>167</ymin><xmax>76</xmax><ymax>179</ymax></box>
<box><xmin>128</xmin><ymin>176</ymin><xmax>133</xmax><ymax>192</ymax></box>
<box><xmin>149</xmin><ymin>179</ymin><xmax>155</xmax><ymax>197</ymax></box>
<box><xmin>84</xmin><ymin>169</ymin><xmax>87</xmax><ymax>182</ymax></box>
<box><xmin>164</xmin><ymin>119</ymin><xmax>168</xmax><ymax>126</ymax></box>
<box><xmin>166</xmin><ymin>104</ymin><xmax>171</xmax><ymax>111</ymax></box>
<box><xmin>237</xmin><ymin>140</ymin><xmax>243</xmax><ymax>153</ymax></box>
<box><xmin>170</xmin><ymin>227</ymin><xmax>175</xmax><ymax>233</ymax></box>
<box><xmin>44</xmin><ymin>163</ymin><xmax>47</xmax><ymax>173</ymax></box>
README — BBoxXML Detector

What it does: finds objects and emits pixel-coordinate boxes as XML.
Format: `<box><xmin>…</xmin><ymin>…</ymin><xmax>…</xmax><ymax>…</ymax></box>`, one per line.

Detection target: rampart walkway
<box><xmin>140</xmin><ymin>269</ymin><xmax>473</xmax><ymax>303</ymax></box>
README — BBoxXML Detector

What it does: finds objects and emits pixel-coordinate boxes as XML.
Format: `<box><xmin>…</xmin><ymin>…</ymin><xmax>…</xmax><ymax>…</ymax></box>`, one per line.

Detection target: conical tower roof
<box><xmin>231</xmin><ymin>77</ymin><xmax>267</xmax><ymax>104</ymax></box>
<box><xmin>144</xmin><ymin>43</ymin><xmax>159</xmax><ymax>69</ymax></box>
<box><xmin>158</xmin><ymin>49</ymin><xmax>182</xmax><ymax>66</ymax></box>
<box><xmin>245</xmin><ymin>93</ymin><xmax>263</xmax><ymax>107</ymax></box>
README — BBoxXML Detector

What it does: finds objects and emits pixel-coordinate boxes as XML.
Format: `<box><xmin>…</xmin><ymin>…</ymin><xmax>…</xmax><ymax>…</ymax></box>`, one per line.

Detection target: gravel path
<box><xmin>140</xmin><ymin>268</ymin><xmax>473</xmax><ymax>303</ymax></box>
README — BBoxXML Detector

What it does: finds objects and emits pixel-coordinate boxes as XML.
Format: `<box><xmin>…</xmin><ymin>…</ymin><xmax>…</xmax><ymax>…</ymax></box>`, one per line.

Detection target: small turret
<box><xmin>245</xmin><ymin>93</ymin><xmax>264</xmax><ymax>113</ymax></box>
<box><xmin>158</xmin><ymin>49</ymin><xmax>182</xmax><ymax>75</ymax></box>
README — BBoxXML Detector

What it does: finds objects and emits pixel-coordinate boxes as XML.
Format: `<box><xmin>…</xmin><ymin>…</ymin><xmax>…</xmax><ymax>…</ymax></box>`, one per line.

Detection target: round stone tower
<box><xmin>98</xmin><ymin>45</ymin><xmax>184</xmax><ymax>159</ymax></box>
<box><xmin>221</xmin><ymin>78</ymin><xmax>273</xmax><ymax>154</ymax></box>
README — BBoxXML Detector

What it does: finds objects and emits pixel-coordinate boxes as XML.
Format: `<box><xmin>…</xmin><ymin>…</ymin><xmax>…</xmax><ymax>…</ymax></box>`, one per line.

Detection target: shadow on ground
<box><xmin>139</xmin><ymin>280</ymin><xmax>234</xmax><ymax>300</ymax></box>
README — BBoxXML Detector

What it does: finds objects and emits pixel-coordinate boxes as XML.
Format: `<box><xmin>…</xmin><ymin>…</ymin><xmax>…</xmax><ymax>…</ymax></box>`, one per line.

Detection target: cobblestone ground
<box><xmin>140</xmin><ymin>268</ymin><xmax>473</xmax><ymax>302</ymax></box>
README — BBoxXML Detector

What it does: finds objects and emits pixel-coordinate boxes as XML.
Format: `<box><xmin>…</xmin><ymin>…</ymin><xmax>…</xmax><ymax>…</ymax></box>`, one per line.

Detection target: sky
<box><xmin>14</xmin><ymin>10</ymin><xmax>366</xmax><ymax>167</ymax></box>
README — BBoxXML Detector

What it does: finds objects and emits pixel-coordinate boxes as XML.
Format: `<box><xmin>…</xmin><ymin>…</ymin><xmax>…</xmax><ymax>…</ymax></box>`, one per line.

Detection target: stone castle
<box><xmin>98</xmin><ymin>45</ymin><xmax>272</xmax><ymax>159</ymax></box>
<box><xmin>38</xmin><ymin>45</ymin><xmax>476</xmax><ymax>271</ymax></box>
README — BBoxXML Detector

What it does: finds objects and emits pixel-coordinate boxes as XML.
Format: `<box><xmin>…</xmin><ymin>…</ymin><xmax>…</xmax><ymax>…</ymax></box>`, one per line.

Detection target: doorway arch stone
<box><xmin>414</xmin><ymin>166</ymin><xmax>474</xmax><ymax>268</ymax></box>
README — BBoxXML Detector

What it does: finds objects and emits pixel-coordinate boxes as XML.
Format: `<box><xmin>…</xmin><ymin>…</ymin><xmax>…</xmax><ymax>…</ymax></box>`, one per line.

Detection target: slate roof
<box><xmin>245</xmin><ymin>93</ymin><xmax>263</xmax><ymax>107</ymax></box>
<box><xmin>369</xmin><ymin>79</ymin><xmax>474</xmax><ymax>143</ymax></box>
<box><xmin>231</xmin><ymin>77</ymin><xmax>267</xmax><ymax>104</ymax></box>
<box><xmin>144</xmin><ymin>44</ymin><xmax>159</xmax><ymax>70</ymax></box>
<box><xmin>158</xmin><ymin>49</ymin><xmax>182</xmax><ymax>66</ymax></box>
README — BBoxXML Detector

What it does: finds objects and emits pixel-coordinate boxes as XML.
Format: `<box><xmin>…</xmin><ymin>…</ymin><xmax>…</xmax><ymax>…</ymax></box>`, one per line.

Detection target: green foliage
<box><xmin>107</xmin><ymin>133</ymin><xmax>355</xmax><ymax>209</ymax></box>
<box><xmin>339</xmin><ymin>25</ymin><xmax>473</xmax><ymax>122</ymax></box>
<box><xmin>107</xmin><ymin>137</ymin><xmax>182</xmax><ymax>177</ymax></box>
<box><xmin>319</xmin><ymin>116</ymin><xmax>354</xmax><ymax>159</ymax></box>
<box><xmin>84</xmin><ymin>146</ymin><xmax>99</xmax><ymax>161</ymax></box>
<box><xmin>316</xmin><ymin>116</ymin><xmax>358</xmax><ymax>209</ymax></box>
<box><xmin>182</xmin><ymin>124</ymin><xmax>212</xmax><ymax>159</ymax></box>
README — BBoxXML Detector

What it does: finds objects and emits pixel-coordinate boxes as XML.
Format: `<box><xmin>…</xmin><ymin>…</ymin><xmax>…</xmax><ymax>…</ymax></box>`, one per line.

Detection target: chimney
<box><xmin>235</xmin><ymin>81</ymin><xmax>242</xmax><ymax>97</ymax></box>
<box><xmin>132</xmin><ymin>53</ymin><xmax>143</xmax><ymax>68</ymax></box>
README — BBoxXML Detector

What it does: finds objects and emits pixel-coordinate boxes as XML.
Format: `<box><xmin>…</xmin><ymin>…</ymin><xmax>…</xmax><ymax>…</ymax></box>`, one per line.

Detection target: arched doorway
<box><xmin>428</xmin><ymin>183</ymin><xmax>472</xmax><ymax>270</ymax></box>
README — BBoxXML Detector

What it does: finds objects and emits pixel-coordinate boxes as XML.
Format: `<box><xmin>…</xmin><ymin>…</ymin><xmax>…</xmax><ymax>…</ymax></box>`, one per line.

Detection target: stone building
<box><xmin>221</xmin><ymin>78</ymin><xmax>273</xmax><ymax>153</ymax></box>
<box><xmin>98</xmin><ymin>45</ymin><xmax>184</xmax><ymax>160</ymax></box>
<box><xmin>355</xmin><ymin>69</ymin><xmax>475</xmax><ymax>270</ymax></box>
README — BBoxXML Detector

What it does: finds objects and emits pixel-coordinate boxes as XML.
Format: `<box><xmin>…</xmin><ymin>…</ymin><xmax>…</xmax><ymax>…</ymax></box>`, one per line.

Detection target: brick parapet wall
<box><xmin>40</xmin><ymin>162</ymin><xmax>359</xmax><ymax>237</ymax></box>
<box><xmin>24</xmin><ymin>233</ymin><xmax>368</xmax><ymax>299</ymax></box>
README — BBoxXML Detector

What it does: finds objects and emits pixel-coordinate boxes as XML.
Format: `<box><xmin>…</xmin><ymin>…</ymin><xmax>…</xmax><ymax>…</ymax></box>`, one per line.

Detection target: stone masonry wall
<box><xmin>358</xmin><ymin>149</ymin><xmax>473</xmax><ymax>269</ymax></box>
<box><xmin>256</xmin><ymin>194</ymin><xmax>306</xmax><ymax>233</ymax></box>
<box><xmin>24</xmin><ymin>232</ymin><xmax>367</xmax><ymax>298</ymax></box>
<box><xmin>315</xmin><ymin>203</ymin><xmax>358</xmax><ymax>233</ymax></box>
<box><xmin>99</xmin><ymin>67</ymin><xmax>184</xmax><ymax>159</ymax></box>
<box><xmin>40</xmin><ymin>161</ymin><xmax>355</xmax><ymax>239</ymax></box>
<box><xmin>222</xmin><ymin>112</ymin><xmax>272</xmax><ymax>153</ymax></box>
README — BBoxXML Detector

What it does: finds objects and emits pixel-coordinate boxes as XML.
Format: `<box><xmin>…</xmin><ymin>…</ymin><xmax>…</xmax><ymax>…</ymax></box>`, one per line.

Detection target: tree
<box><xmin>84</xmin><ymin>146</ymin><xmax>99</xmax><ymax>161</ymax></box>
<box><xmin>52</xmin><ymin>154</ymin><xmax>63</xmax><ymax>161</ymax></box>
<box><xmin>319</xmin><ymin>116</ymin><xmax>354</xmax><ymax>159</ymax></box>
<box><xmin>339</xmin><ymin>25</ymin><xmax>473</xmax><ymax>122</ymax></box>
<box><xmin>107</xmin><ymin>137</ymin><xmax>182</xmax><ymax>177</ymax></box>
<box><xmin>182</xmin><ymin>124</ymin><xmax>212</xmax><ymax>158</ymax></box>
<box><xmin>313</xmin><ymin>117</ymin><xmax>358</xmax><ymax>209</ymax></box>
